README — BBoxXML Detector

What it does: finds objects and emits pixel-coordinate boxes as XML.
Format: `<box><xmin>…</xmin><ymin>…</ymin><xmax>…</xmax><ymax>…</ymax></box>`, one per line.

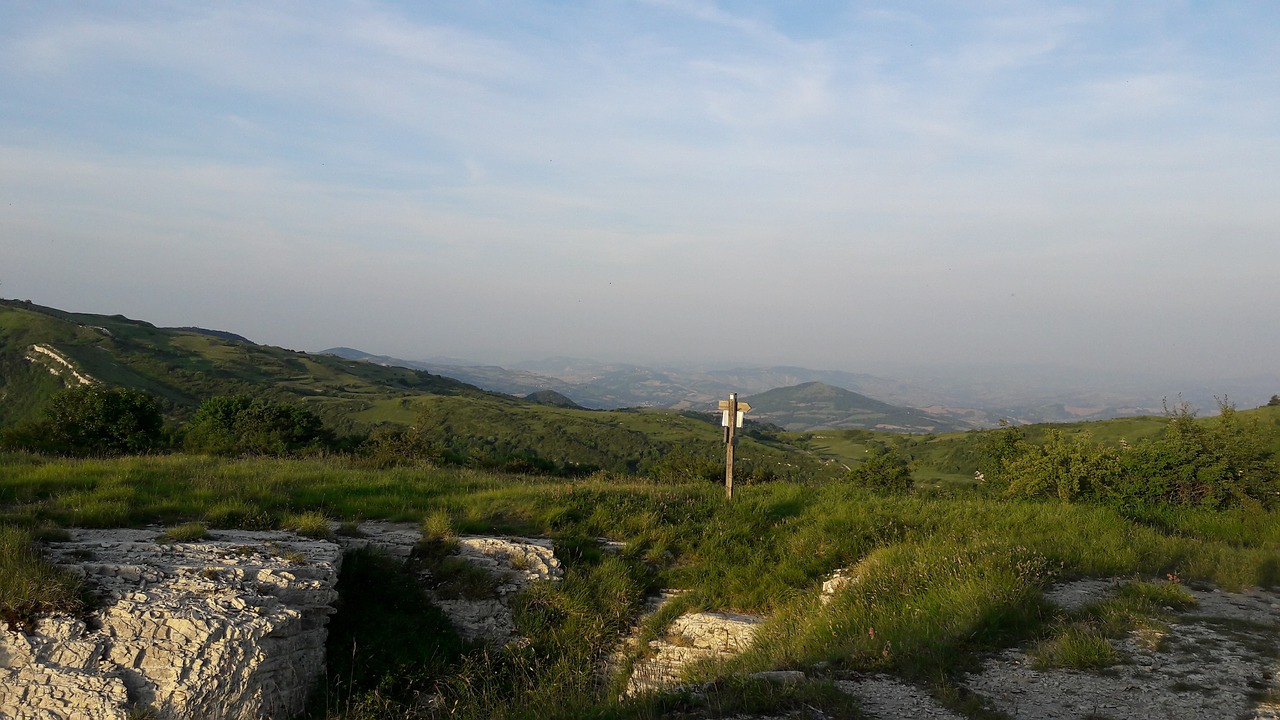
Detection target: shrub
<box><xmin>1115</xmin><ymin>400</ymin><xmax>1278</xmax><ymax>508</ymax></box>
<box><xmin>1003</xmin><ymin>430</ymin><xmax>1122</xmax><ymax>502</ymax></box>
<box><xmin>1</xmin><ymin>386</ymin><xmax>164</xmax><ymax>457</ymax></box>
<box><xmin>846</xmin><ymin>445</ymin><xmax>913</xmax><ymax>494</ymax></box>
<box><xmin>184</xmin><ymin>396</ymin><xmax>333</xmax><ymax>457</ymax></box>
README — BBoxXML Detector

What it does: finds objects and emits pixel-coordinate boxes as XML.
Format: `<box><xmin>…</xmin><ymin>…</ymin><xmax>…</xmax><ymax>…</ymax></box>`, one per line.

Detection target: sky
<box><xmin>2</xmin><ymin>1</ymin><xmax>1278</xmax><ymax>381</ymax></box>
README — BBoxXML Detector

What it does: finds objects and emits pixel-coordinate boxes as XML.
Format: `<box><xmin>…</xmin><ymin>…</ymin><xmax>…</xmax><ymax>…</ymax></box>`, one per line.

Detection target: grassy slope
<box><xmin>0</xmin><ymin>301</ymin><xmax>481</xmax><ymax>423</ymax></box>
<box><xmin>0</xmin><ymin>301</ymin><xmax>829</xmax><ymax>477</ymax></box>
<box><xmin>2</xmin><ymin>453</ymin><xmax>1277</xmax><ymax>718</ymax></box>
<box><xmin>788</xmin><ymin>405</ymin><xmax>1280</xmax><ymax>490</ymax></box>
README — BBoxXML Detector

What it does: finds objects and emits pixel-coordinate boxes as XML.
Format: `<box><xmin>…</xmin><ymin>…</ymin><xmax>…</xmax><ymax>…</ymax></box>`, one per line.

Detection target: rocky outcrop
<box><xmin>1</xmin><ymin>523</ymin><xmax>567</xmax><ymax>719</ymax></box>
<box><xmin>617</xmin><ymin>589</ymin><xmax>763</xmax><ymax>697</ymax></box>
<box><xmin>334</xmin><ymin>523</ymin><xmax>563</xmax><ymax>645</ymax></box>
<box><xmin>0</xmin><ymin>528</ymin><xmax>341</xmax><ymax>720</ymax></box>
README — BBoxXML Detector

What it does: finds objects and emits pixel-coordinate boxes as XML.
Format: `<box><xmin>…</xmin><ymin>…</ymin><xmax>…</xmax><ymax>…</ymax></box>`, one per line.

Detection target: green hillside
<box><xmin>0</xmin><ymin>299</ymin><xmax>482</xmax><ymax>427</ymax></box>
<box><xmin>792</xmin><ymin>404</ymin><xmax>1280</xmax><ymax>489</ymax></box>
<box><xmin>0</xmin><ymin>299</ymin><xmax>828</xmax><ymax>479</ymax></box>
<box><xmin>746</xmin><ymin>381</ymin><xmax>965</xmax><ymax>433</ymax></box>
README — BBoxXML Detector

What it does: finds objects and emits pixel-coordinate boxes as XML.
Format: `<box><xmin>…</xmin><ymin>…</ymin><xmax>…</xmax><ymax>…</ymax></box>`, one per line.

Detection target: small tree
<box><xmin>847</xmin><ymin>445</ymin><xmax>913</xmax><ymax>494</ymax></box>
<box><xmin>1</xmin><ymin>385</ymin><xmax>165</xmax><ymax>456</ymax></box>
<box><xmin>184</xmin><ymin>396</ymin><xmax>332</xmax><ymax>456</ymax></box>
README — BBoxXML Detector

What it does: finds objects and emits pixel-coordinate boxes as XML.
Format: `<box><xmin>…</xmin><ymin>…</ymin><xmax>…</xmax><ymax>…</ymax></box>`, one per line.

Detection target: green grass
<box><xmin>0</xmin><ymin>525</ymin><xmax>91</xmax><ymax>630</ymax></box>
<box><xmin>3</xmin><ymin>452</ymin><xmax>1279</xmax><ymax>718</ymax></box>
<box><xmin>158</xmin><ymin>521</ymin><xmax>208</xmax><ymax>543</ymax></box>
<box><xmin>1031</xmin><ymin>579</ymin><xmax>1198</xmax><ymax>670</ymax></box>
<box><xmin>1030</xmin><ymin>624</ymin><xmax>1120</xmax><ymax>670</ymax></box>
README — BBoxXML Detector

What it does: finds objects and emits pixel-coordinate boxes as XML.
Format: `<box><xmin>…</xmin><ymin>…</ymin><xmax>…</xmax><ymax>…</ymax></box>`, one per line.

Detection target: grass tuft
<box><xmin>1031</xmin><ymin>623</ymin><xmax>1121</xmax><ymax>670</ymax></box>
<box><xmin>282</xmin><ymin>511</ymin><xmax>333</xmax><ymax>539</ymax></box>
<box><xmin>158</xmin><ymin>522</ymin><xmax>208</xmax><ymax>543</ymax></box>
<box><xmin>0</xmin><ymin>525</ymin><xmax>91</xmax><ymax>630</ymax></box>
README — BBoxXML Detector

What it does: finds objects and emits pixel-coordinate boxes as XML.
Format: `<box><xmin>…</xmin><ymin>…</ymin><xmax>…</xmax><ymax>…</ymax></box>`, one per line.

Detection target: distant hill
<box><xmin>320</xmin><ymin>348</ymin><xmax>976</xmax><ymax>423</ymax></box>
<box><xmin>745</xmin><ymin>382</ymin><xmax>968</xmax><ymax>433</ymax></box>
<box><xmin>524</xmin><ymin>390</ymin><xmax>586</xmax><ymax>409</ymax></box>
<box><xmin>324</xmin><ymin>350</ymin><xmax>1231</xmax><ymax>427</ymax></box>
<box><xmin>1</xmin><ymin>300</ymin><xmax>827</xmax><ymax>478</ymax></box>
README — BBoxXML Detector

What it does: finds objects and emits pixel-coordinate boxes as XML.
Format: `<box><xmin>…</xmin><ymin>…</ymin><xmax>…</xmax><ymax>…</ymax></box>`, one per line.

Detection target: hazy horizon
<box><xmin>4</xmin><ymin>2</ymin><xmax>1277</xmax><ymax>381</ymax></box>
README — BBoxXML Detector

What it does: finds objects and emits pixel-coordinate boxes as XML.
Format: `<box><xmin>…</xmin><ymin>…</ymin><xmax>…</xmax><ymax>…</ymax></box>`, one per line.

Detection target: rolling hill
<box><xmin>745</xmin><ymin>381</ymin><xmax>969</xmax><ymax>433</ymax></box>
<box><xmin>0</xmin><ymin>299</ymin><xmax>825</xmax><ymax>478</ymax></box>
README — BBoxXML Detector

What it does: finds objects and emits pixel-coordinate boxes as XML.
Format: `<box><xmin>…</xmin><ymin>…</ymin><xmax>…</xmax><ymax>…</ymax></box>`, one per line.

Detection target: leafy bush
<box><xmin>1003</xmin><ymin>430</ymin><xmax>1122</xmax><ymax>502</ymax></box>
<box><xmin>0</xmin><ymin>386</ymin><xmax>164</xmax><ymax>457</ymax></box>
<box><xmin>845</xmin><ymin>445</ymin><xmax>913</xmax><ymax>494</ymax></box>
<box><xmin>1114</xmin><ymin>401</ymin><xmax>1278</xmax><ymax>508</ymax></box>
<box><xmin>183</xmin><ymin>395</ymin><xmax>333</xmax><ymax>456</ymax></box>
<box><xmin>997</xmin><ymin>401</ymin><xmax>1278</xmax><ymax>509</ymax></box>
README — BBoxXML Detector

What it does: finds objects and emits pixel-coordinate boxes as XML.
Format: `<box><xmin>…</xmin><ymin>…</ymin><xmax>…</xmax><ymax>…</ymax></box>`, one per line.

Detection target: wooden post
<box><xmin>719</xmin><ymin>393</ymin><xmax>750</xmax><ymax>500</ymax></box>
<box><xmin>725</xmin><ymin>393</ymin><xmax>737</xmax><ymax>499</ymax></box>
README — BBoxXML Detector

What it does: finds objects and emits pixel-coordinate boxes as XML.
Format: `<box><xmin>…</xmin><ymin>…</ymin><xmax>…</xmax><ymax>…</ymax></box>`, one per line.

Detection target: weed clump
<box><xmin>1031</xmin><ymin>623</ymin><xmax>1120</xmax><ymax>669</ymax></box>
<box><xmin>282</xmin><ymin>511</ymin><xmax>332</xmax><ymax>540</ymax></box>
<box><xmin>158</xmin><ymin>522</ymin><xmax>208</xmax><ymax>543</ymax></box>
<box><xmin>1033</xmin><ymin>578</ymin><xmax>1197</xmax><ymax>669</ymax></box>
<box><xmin>0</xmin><ymin>525</ymin><xmax>92</xmax><ymax>631</ymax></box>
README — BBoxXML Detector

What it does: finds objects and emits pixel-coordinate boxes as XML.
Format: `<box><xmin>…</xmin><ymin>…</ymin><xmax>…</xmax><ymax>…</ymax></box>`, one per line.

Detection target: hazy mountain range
<box><xmin>322</xmin><ymin>348</ymin><xmax>1278</xmax><ymax>429</ymax></box>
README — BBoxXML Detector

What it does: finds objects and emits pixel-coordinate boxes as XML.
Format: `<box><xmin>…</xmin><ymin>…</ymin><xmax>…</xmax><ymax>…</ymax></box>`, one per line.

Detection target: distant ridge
<box><xmin>524</xmin><ymin>390</ymin><xmax>586</xmax><ymax>409</ymax></box>
<box><xmin>745</xmin><ymin>381</ymin><xmax>965</xmax><ymax>433</ymax></box>
<box><xmin>163</xmin><ymin>327</ymin><xmax>253</xmax><ymax>344</ymax></box>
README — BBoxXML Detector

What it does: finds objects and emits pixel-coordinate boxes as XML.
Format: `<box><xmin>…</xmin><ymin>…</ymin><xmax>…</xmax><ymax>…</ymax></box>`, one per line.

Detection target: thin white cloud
<box><xmin>1</xmin><ymin>2</ymin><xmax>1278</xmax><ymax>378</ymax></box>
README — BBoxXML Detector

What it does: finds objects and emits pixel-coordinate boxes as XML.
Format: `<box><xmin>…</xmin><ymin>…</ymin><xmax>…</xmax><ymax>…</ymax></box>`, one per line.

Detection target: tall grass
<box><xmin>3</xmin><ymin>452</ymin><xmax>1279</xmax><ymax>717</ymax></box>
<box><xmin>0</xmin><ymin>525</ymin><xmax>91</xmax><ymax>630</ymax></box>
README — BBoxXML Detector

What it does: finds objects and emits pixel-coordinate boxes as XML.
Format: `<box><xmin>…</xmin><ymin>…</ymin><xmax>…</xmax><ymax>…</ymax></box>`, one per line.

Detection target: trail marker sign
<box><xmin>720</xmin><ymin>393</ymin><xmax>751</xmax><ymax>499</ymax></box>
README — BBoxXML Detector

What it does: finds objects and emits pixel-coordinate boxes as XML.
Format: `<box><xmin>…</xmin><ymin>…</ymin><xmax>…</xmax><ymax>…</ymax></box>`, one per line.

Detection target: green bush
<box><xmin>184</xmin><ymin>396</ymin><xmax>333</xmax><ymax>456</ymax></box>
<box><xmin>0</xmin><ymin>386</ymin><xmax>164</xmax><ymax>457</ymax></box>
<box><xmin>1003</xmin><ymin>430</ymin><xmax>1122</xmax><ymax>502</ymax></box>
<box><xmin>1115</xmin><ymin>401</ymin><xmax>1278</xmax><ymax>508</ymax></box>
<box><xmin>845</xmin><ymin>445</ymin><xmax>913</xmax><ymax>494</ymax></box>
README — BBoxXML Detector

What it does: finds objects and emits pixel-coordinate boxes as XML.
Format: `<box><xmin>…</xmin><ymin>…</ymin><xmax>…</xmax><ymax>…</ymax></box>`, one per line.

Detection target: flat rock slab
<box><xmin>623</xmin><ymin>607</ymin><xmax>765</xmax><ymax>697</ymax></box>
<box><xmin>965</xmin><ymin>581</ymin><xmax>1280</xmax><ymax>720</ymax></box>
<box><xmin>836</xmin><ymin>675</ymin><xmax>965</xmax><ymax>720</ymax></box>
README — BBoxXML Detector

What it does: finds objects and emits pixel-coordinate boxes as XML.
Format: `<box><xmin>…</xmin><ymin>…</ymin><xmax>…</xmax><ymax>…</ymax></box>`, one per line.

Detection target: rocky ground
<box><xmin>0</xmin><ymin>528</ymin><xmax>341</xmax><ymax>720</ymax></box>
<box><xmin>772</xmin><ymin>581</ymin><xmax>1280</xmax><ymax>720</ymax></box>
<box><xmin>0</xmin><ymin>523</ymin><xmax>562</xmax><ymax>720</ymax></box>
<box><xmin>3</xmin><ymin>526</ymin><xmax>1277</xmax><ymax>720</ymax></box>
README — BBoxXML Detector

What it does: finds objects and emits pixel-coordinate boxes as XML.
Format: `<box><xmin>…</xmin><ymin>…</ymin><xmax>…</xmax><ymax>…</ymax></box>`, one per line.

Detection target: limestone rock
<box><xmin>622</xmin><ymin>606</ymin><xmax>764</xmax><ymax>697</ymax></box>
<box><xmin>335</xmin><ymin>522</ymin><xmax>564</xmax><ymax>645</ymax></box>
<box><xmin>0</xmin><ymin>528</ymin><xmax>341</xmax><ymax>720</ymax></box>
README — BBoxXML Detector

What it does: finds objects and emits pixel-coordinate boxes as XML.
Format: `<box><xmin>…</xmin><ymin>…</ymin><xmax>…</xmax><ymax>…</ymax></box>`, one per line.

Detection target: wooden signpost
<box><xmin>719</xmin><ymin>393</ymin><xmax>751</xmax><ymax>499</ymax></box>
